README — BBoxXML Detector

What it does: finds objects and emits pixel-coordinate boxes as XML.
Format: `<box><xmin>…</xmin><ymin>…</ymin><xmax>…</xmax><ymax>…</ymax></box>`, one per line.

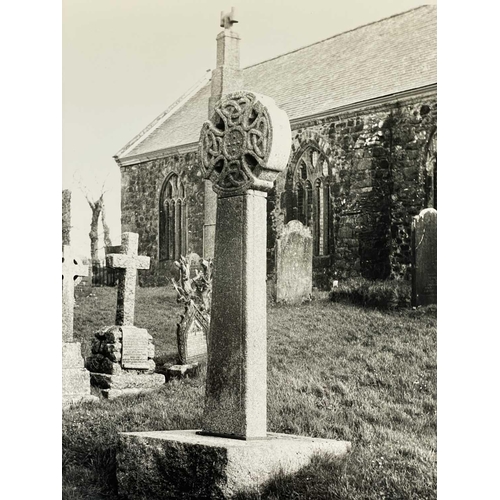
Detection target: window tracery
<box><xmin>285</xmin><ymin>146</ymin><xmax>332</xmax><ymax>257</ymax></box>
<box><xmin>159</xmin><ymin>173</ymin><xmax>188</xmax><ymax>261</ymax></box>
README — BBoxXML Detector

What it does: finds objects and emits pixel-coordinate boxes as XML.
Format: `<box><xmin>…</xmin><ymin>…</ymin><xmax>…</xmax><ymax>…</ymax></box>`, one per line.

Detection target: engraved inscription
<box><xmin>186</xmin><ymin>319</ymin><xmax>207</xmax><ymax>360</ymax></box>
<box><xmin>121</xmin><ymin>328</ymin><xmax>150</xmax><ymax>369</ymax></box>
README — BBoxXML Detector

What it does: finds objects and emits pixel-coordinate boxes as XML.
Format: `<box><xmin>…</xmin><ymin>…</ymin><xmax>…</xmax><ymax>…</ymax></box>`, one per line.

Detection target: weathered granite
<box><xmin>102</xmin><ymin>387</ymin><xmax>159</xmax><ymax>400</ymax></box>
<box><xmin>199</xmin><ymin>91</ymin><xmax>291</xmax><ymax>440</ymax></box>
<box><xmin>202</xmin><ymin>190</ymin><xmax>268</xmax><ymax>439</ymax></box>
<box><xmin>86</xmin><ymin>325</ymin><xmax>158</xmax><ymax>377</ymax></box>
<box><xmin>117</xmin><ymin>90</ymin><xmax>350</xmax><ymax>499</ymax></box>
<box><xmin>106</xmin><ymin>232</ymin><xmax>150</xmax><ymax>326</ymax></box>
<box><xmin>90</xmin><ymin>372</ymin><xmax>165</xmax><ymax>390</ymax></box>
<box><xmin>165</xmin><ymin>363</ymin><xmax>200</xmax><ymax>380</ymax></box>
<box><xmin>62</xmin><ymin>245</ymin><xmax>88</xmax><ymax>342</ymax></box>
<box><xmin>86</xmin><ymin>234</ymin><xmax>163</xmax><ymax>398</ymax></box>
<box><xmin>62</xmin><ymin>246</ymin><xmax>96</xmax><ymax>408</ymax></box>
<box><xmin>275</xmin><ymin>220</ymin><xmax>313</xmax><ymax>304</ymax></box>
<box><xmin>62</xmin><ymin>342</ymin><xmax>98</xmax><ymax>408</ymax></box>
<box><xmin>412</xmin><ymin>208</ymin><xmax>437</xmax><ymax>306</ymax></box>
<box><xmin>117</xmin><ymin>430</ymin><xmax>351</xmax><ymax>500</ymax></box>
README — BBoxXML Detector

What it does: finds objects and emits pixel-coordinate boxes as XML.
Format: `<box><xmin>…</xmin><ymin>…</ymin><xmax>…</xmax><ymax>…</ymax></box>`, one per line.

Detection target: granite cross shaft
<box><xmin>62</xmin><ymin>245</ymin><xmax>88</xmax><ymax>342</ymax></box>
<box><xmin>106</xmin><ymin>233</ymin><xmax>150</xmax><ymax>326</ymax></box>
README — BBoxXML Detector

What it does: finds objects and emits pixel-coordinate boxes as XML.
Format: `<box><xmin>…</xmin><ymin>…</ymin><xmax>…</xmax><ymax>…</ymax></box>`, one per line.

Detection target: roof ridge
<box><xmin>242</xmin><ymin>4</ymin><xmax>434</xmax><ymax>72</ymax></box>
<box><xmin>115</xmin><ymin>71</ymin><xmax>211</xmax><ymax>159</ymax></box>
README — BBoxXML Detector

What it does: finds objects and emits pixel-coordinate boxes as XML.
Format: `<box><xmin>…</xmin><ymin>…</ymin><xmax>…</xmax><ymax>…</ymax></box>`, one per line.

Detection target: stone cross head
<box><xmin>199</xmin><ymin>91</ymin><xmax>291</xmax><ymax>197</ymax></box>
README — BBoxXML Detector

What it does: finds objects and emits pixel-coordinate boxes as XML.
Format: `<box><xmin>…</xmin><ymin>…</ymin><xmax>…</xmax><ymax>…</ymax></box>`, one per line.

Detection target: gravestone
<box><xmin>412</xmin><ymin>208</ymin><xmax>437</xmax><ymax>306</ymax></box>
<box><xmin>275</xmin><ymin>220</ymin><xmax>313</xmax><ymax>304</ymax></box>
<box><xmin>85</xmin><ymin>233</ymin><xmax>164</xmax><ymax>398</ymax></box>
<box><xmin>62</xmin><ymin>245</ymin><xmax>98</xmax><ymax>408</ymax></box>
<box><xmin>117</xmin><ymin>91</ymin><xmax>351</xmax><ymax>499</ymax></box>
<box><xmin>166</xmin><ymin>255</ymin><xmax>212</xmax><ymax>379</ymax></box>
<box><xmin>177</xmin><ymin>301</ymin><xmax>209</xmax><ymax>364</ymax></box>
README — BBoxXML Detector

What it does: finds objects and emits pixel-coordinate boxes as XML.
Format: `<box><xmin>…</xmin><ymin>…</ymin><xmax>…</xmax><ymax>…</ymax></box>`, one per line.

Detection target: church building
<box><xmin>114</xmin><ymin>5</ymin><xmax>437</xmax><ymax>288</ymax></box>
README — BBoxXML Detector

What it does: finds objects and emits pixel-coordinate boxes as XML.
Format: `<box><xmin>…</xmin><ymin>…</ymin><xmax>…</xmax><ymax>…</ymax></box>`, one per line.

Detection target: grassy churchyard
<box><xmin>64</xmin><ymin>286</ymin><xmax>436</xmax><ymax>500</ymax></box>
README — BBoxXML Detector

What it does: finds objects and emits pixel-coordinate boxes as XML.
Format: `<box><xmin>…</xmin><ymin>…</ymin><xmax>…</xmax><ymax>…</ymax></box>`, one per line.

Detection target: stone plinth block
<box><xmin>275</xmin><ymin>220</ymin><xmax>313</xmax><ymax>304</ymax></box>
<box><xmin>62</xmin><ymin>342</ymin><xmax>85</xmax><ymax>368</ymax></box>
<box><xmin>90</xmin><ymin>373</ymin><xmax>165</xmax><ymax>399</ymax></box>
<box><xmin>166</xmin><ymin>363</ymin><xmax>200</xmax><ymax>380</ymax></box>
<box><xmin>62</xmin><ymin>342</ymin><xmax>98</xmax><ymax>408</ymax></box>
<box><xmin>117</xmin><ymin>430</ymin><xmax>351</xmax><ymax>500</ymax></box>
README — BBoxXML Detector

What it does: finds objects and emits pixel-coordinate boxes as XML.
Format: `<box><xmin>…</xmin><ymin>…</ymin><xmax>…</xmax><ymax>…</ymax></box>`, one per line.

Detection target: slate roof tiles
<box><xmin>118</xmin><ymin>5</ymin><xmax>436</xmax><ymax>161</ymax></box>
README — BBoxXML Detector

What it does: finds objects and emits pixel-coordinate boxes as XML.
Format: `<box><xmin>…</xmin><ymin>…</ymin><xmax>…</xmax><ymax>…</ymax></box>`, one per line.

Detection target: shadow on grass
<box><xmin>233</xmin><ymin>453</ymin><xmax>350</xmax><ymax>500</ymax></box>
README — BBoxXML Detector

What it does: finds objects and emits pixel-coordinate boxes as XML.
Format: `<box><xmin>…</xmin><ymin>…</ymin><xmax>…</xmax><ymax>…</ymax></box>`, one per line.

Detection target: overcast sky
<box><xmin>62</xmin><ymin>0</ymin><xmax>437</xmax><ymax>254</ymax></box>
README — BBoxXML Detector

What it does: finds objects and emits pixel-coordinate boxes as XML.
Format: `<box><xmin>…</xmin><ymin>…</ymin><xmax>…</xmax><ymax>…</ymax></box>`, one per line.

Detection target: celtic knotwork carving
<box><xmin>199</xmin><ymin>92</ymin><xmax>274</xmax><ymax>196</ymax></box>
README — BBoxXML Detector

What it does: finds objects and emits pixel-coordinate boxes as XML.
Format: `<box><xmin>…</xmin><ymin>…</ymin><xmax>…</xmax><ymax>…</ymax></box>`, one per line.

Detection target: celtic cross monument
<box><xmin>117</xmin><ymin>23</ymin><xmax>350</xmax><ymax>499</ymax></box>
<box><xmin>198</xmin><ymin>90</ymin><xmax>291</xmax><ymax>439</ymax></box>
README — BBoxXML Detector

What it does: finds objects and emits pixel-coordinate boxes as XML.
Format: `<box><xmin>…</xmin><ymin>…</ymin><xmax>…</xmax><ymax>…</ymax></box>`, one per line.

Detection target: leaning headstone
<box><xmin>85</xmin><ymin>233</ymin><xmax>164</xmax><ymax>398</ymax></box>
<box><xmin>412</xmin><ymin>208</ymin><xmax>437</xmax><ymax>306</ymax></box>
<box><xmin>62</xmin><ymin>245</ymin><xmax>98</xmax><ymax>408</ymax></box>
<box><xmin>275</xmin><ymin>220</ymin><xmax>313</xmax><ymax>304</ymax></box>
<box><xmin>117</xmin><ymin>91</ymin><xmax>351</xmax><ymax>499</ymax></box>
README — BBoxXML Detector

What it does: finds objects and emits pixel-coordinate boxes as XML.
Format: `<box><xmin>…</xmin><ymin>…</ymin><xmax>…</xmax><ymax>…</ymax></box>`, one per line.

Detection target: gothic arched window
<box><xmin>159</xmin><ymin>173</ymin><xmax>188</xmax><ymax>261</ymax></box>
<box><xmin>425</xmin><ymin>129</ymin><xmax>437</xmax><ymax>209</ymax></box>
<box><xmin>285</xmin><ymin>146</ymin><xmax>332</xmax><ymax>257</ymax></box>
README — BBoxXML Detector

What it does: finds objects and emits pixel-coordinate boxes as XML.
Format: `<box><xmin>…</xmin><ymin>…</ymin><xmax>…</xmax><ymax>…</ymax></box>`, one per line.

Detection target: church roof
<box><xmin>116</xmin><ymin>5</ymin><xmax>436</xmax><ymax>163</ymax></box>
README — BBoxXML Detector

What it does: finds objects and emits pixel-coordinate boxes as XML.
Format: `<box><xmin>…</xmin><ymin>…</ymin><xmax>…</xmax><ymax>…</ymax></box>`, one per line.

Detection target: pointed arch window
<box><xmin>159</xmin><ymin>173</ymin><xmax>188</xmax><ymax>261</ymax></box>
<box><xmin>285</xmin><ymin>146</ymin><xmax>332</xmax><ymax>257</ymax></box>
<box><xmin>425</xmin><ymin>129</ymin><xmax>437</xmax><ymax>209</ymax></box>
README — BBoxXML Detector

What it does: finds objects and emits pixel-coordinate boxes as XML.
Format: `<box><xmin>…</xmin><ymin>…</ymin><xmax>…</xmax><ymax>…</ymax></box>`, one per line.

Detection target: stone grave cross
<box><xmin>199</xmin><ymin>91</ymin><xmax>291</xmax><ymax>439</ymax></box>
<box><xmin>106</xmin><ymin>232</ymin><xmax>150</xmax><ymax>326</ymax></box>
<box><xmin>62</xmin><ymin>245</ymin><xmax>88</xmax><ymax>342</ymax></box>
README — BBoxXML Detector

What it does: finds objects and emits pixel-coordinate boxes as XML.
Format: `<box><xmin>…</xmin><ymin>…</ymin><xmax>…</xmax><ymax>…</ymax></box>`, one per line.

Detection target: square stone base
<box><xmin>63</xmin><ymin>342</ymin><xmax>98</xmax><ymax>408</ymax></box>
<box><xmin>166</xmin><ymin>363</ymin><xmax>200</xmax><ymax>380</ymax></box>
<box><xmin>90</xmin><ymin>372</ymin><xmax>165</xmax><ymax>399</ymax></box>
<box><xmin>117</xmin><ymin>429</ymin><xmax>351</xmax><ymax>499</ymax></box>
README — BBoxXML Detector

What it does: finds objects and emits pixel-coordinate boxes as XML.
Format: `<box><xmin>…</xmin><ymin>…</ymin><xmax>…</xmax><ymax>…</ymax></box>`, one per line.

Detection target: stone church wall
<box><xmin>120</xmin><ymin>90</ymin><xmax>436</xmax><ymax>288</ymax></box>
<box><xmin>120</xmin><ymin>151</ymin><xmax>204</xmax><ymax>285</ymax></box>
<box><xmin>268</xmin><ymin>90</ymin><xmax>437</xmax><ymax>288</ymax></box>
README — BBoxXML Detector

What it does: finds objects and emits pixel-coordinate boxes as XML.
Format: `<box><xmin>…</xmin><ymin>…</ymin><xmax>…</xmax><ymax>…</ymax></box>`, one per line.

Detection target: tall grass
<box><xmin>66</xmin><ymin>286</ymin><xmax>436</xmax><ymax>499</ymax></box>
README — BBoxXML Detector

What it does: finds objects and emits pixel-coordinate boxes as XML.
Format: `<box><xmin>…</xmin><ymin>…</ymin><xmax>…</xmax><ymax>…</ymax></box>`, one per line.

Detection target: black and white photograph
<box><xmin>14</xmin><ymin>1</ymin><xmax>500</xmax><ymax>498</ymax></box>
<box><xmin>59</xmin><ymin>1</ymin><xmax>440</xmax><ymax>498</ymax></box>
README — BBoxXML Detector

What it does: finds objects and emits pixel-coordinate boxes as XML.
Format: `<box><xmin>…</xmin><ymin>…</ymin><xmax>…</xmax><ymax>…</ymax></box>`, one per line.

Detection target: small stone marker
<box><xmin>412</xmin><ymin>208</ymin><xmax>437</xmax><ymax>306</ymax></box>
<box><xmin>177</xmin><ymin>302</ymin><xmax>209</xmax><ymax>365</ymax></box>
<box><xmin>117</xmin><ymin>90</ymin><xmax>350</xmax><ymax>500</ymax></box>
<box><xmin>106</xmin><ymin>232</ymin><xmax>150</xmax><ymax>326</ymax></box>
<box><xmin>165</xmin><ymin>255</ymin><xmax>212</xmax><ymax>379</ymax></box>
<box><xmin>275</xmin><ymin>220</ymin><xmax>313</xmax><ymax>304</ymax></box>
<box><xmin>62</xmin><ymin>245</ymin><xmax>97</xmax><ymax>408</ymax></box>
<box><xmin>62</xmin><ymin>245</ymin><xmax>88</xmax><ymax>342</ymax></box>
<box><xmin>86</xmin><ymin>233</ymin><xmax>165</xmax><ymax>399</ymax></box>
